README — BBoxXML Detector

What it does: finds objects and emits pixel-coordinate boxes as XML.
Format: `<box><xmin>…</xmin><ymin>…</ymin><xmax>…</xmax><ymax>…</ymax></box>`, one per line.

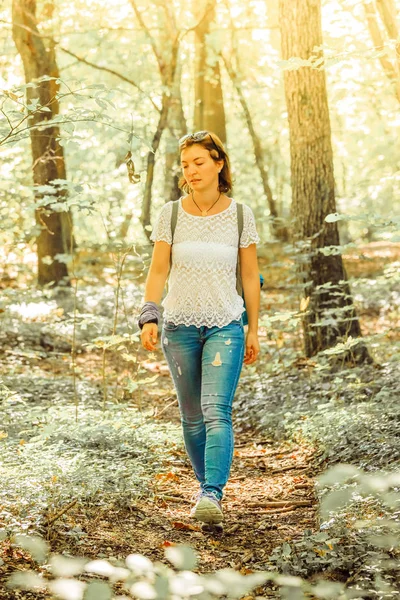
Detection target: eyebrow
<box><xmin>180</xmin><ymin>156</ymin><xmax>205</xmax><ymax>164</ymax></box>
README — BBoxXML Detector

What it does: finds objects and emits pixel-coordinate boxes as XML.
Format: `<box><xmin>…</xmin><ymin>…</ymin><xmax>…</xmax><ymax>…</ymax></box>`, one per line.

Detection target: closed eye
<box><xmin>182</xmin><ymin>162</ymin><xmax>204</xmax><ymax>169</ymax></box>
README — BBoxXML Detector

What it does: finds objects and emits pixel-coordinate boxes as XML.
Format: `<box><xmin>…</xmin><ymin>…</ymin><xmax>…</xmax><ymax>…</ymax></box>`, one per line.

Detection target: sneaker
<box><xmin>190</xmin><ymin>491</ymin><xmax>223</xmax><ymax>524</ymax></box>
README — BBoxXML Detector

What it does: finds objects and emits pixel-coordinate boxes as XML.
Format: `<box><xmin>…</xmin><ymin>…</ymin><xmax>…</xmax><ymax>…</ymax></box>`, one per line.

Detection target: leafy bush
<box><xmin>268</xmin><ymin>466</ymin><xmax>400</xmax><ymax>598</ymax></box>
<box><xmin>2</xmin><ymin>537</ymin><xmax>362</xmax><ymax>600</ymax></box>
<box><xmin>0</xmin><ymin>388</ymin><xmax>181</xmax><ymax>532</ymax></box>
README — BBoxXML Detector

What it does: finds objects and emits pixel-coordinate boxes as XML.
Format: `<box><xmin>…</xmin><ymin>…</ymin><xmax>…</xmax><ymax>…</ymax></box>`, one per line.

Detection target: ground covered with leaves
<box><xmin>0</xmin><ymin>242</ymin><xmax>399</xmax><ymax>598</ymax></box>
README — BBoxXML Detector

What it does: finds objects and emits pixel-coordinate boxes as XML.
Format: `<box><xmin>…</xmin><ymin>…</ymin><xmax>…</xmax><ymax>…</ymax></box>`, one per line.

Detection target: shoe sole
<box><xmin>192</xmin><ymin>497</ymin><xmax>223</xmax><ymax>524</ymax></box>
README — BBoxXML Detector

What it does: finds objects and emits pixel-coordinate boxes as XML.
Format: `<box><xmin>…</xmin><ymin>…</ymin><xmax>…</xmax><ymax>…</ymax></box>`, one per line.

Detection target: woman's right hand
<box><xmin>140</xmin><ymin>322</ymin><xmax>158</xmax><ymax>351</ymax></box>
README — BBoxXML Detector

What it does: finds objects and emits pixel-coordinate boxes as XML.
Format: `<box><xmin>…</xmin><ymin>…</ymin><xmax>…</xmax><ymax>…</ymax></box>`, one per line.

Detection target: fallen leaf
<box><xmin>155</xmin><ymin>472</ymin><xmax>180</xmax><ymax>482</ymax></box>
<box><xmin>159</xmin><ymin>541</ymin><xmax>176</xmax><ymax>548</ymax></box>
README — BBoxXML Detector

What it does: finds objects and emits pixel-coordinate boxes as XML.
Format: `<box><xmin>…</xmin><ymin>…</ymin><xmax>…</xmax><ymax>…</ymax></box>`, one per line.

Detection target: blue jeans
<box><xmin>161</xmin><ymin>319</ymin><xmax>245</xmax><ymax>500</ymax></box>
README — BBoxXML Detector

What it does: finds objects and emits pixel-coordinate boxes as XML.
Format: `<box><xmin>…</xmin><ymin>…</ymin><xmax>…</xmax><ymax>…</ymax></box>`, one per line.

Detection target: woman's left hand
<box><xmin>244</xmin><ymin>331</ymin><xmax>260</xmax><ymax>365</ymax></box>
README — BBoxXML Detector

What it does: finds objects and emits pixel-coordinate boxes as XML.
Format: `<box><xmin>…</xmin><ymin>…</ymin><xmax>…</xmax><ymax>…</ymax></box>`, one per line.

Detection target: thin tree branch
<box><xmin>1</xmin><ymin>17</ymin><xmax>280</xmax><ymax>33</ymax></box>
<box><xmin>1</xmin><ymin>118</ymin><xmax>132</xmax><ymax>147</ymax></box>
<box><xmin>179</xmin><ymin>0</ymin><xmax>217</xmax><ymax>39</ymax></box>
<box><xmin>364</xmin><ymin>0</ymin><xmax>400</xmax><ymax>103</ymax></box>
<box><xmin>0</xmin><ymin>84</ymin><xmax>110</xmax><ymax>145</ymax></box>
<box><xmin>43</xmin><ymin>498</ymin><xmax>78</xmax><ymax>527</ymax></box>
<box><xmin>129</xmin><ymin>0</ymin><xmax>164</xmax><ymax>72</ymax></box>
<box><xmin>0</xmin><ymin>107</ymin><xmax>13</xmax><ymax>130</ymax></box>
<box><xmin>58</xmin><ymin>46</ymin><xmax>161</xmax><ymax>113</ymax></box>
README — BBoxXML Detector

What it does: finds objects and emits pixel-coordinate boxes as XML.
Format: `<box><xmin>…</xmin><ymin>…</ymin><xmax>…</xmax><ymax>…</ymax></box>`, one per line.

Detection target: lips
<box><xmin>191</xmin><ymin>179</ymin><xmax>201</xmax><ymax>183</ymax></box>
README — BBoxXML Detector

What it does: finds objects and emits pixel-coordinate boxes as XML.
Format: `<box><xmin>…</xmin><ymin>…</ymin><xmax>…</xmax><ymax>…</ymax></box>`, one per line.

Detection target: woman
<box><xmin>139</xmin><ymin>131</ymin><xmax>260</xmax><ymax>527</ymax></box>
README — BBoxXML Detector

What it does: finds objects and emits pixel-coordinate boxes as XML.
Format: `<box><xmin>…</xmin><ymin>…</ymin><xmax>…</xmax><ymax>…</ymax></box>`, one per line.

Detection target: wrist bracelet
<box><xmin>138</xmin><ymin>301</ymin><xmax>160</xmax><ymax>330</ymax></box>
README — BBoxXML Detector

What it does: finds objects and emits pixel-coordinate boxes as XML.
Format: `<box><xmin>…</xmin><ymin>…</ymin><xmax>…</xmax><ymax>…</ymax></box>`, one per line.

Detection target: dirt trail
<box><xmin>46</xmin><ymin>338</ymin><xmax>319</xmax><ymax>578</ymax></box>
<box><xmin>0</xmin><ymin>343</ymin><xmax>319</xmax><ymax>599</ymax></box>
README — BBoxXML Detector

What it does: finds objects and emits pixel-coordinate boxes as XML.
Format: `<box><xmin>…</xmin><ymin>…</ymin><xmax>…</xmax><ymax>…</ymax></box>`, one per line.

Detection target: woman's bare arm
<box><xmin>141</xmin><ymin>241</ymin><xmax>171</xmax><ymax>351</ymax></box>
<box><xmin>239</xmin><ymin>243</ymin><xmax>260</xmax><ymax>334</ymax></box>
<box><xmin>144</xmin><ymin>241</ymin><xmax>171</xmax><ymax>303</ymax></box>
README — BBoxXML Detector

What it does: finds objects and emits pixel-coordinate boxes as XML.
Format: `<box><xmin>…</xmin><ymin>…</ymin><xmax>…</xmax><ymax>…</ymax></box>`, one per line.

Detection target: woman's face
<box><xmin>180</xmin><ymin>144</ymin><xmax>223</xmax><ymax>192</ymax></box>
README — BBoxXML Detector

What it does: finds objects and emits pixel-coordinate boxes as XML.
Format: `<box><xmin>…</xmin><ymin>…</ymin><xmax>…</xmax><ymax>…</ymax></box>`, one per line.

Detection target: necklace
<box><xmin>191</xmin><ymin>190</ymin><xmax>221</xmax><ymax>216</ymax></box>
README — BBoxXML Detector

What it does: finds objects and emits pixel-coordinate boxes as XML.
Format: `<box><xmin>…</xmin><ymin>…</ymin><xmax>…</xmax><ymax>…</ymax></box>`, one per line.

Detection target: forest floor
<box><xmin>0</xmin><ymin>241</ymin><xmax>399</xmax><ymax>598</ymax></box>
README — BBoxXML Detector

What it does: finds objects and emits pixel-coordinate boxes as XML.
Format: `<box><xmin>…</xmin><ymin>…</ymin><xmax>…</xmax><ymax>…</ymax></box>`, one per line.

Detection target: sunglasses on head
<box><xmin>179</xmin><ymin>131</ymin><xmax>221</xmax><ymax>157</ymax></box>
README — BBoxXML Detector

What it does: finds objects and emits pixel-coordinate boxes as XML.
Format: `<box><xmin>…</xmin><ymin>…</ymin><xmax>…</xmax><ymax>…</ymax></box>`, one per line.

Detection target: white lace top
<box><xmin>150</xmin><ymin>197</ymin><xmax>260</xmax><ymax>328</ymax></box>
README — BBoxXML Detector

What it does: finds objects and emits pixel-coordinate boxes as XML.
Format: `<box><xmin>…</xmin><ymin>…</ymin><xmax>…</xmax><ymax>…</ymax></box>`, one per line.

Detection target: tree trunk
<box><xmin>129</xmin><ymin>1</ymin><xmax>180</xmax><ymax>238</ymax></box>
<box><xmin>279</xmin><ymin>0</ymin><xmax>371</xmax><ymax>364</ymax></box>
<box><xmin>12</xmin><ymin>0</ymin><xmax>73</xmax><ymax>286</ymax></box>
<box><xmin>44</xmin><ymin>2</ymin><xmax>75</xmax><ymax>254</ymax></box>
<box><xmin>222</xmin><ymin>54</ymin><xmax>290</xmax><ymax>242</ymax></box>
<box><xmin>164</xmin><ymin>58</ymin><xmax>187</xmax><ymax>204</ymax></box>
<box><xmin>193</xmin><ymin>0</ymin><xmax>226</xmax><ymax>143</ymax></box>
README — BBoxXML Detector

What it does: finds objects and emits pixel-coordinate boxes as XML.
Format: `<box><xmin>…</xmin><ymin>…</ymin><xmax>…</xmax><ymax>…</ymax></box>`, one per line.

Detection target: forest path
<box><xmin>0</xmin><ymin>317</ymin><xmax>319</xmax><ymax>599</ymax></box>
<box><xmin>53</xmin><ymin>395</ymin><xmax>318</xmax><ymax>574</ymax></box>
<box><xmin>45</xmin><ymin>336</ymin><xmax>319</xmax><ymax>589</ymax></box>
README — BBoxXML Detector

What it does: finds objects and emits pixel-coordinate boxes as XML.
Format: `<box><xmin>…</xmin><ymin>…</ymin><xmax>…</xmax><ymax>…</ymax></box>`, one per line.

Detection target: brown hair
<box><xmin>178</xmin><ymin>131</ymin><xmax>233</xmax><ymax>194</ymax></box>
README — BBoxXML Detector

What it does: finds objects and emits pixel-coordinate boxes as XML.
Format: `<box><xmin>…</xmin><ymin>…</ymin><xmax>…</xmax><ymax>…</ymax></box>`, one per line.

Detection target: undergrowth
<box><xmin>0</xmin><ymin>384</ymin><xmax>181</xmax><ymax>532</ymax></box>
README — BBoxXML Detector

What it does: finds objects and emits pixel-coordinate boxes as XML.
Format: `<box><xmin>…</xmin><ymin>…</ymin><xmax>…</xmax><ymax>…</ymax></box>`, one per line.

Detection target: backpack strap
<box><xmin>236</xmin><ymin>203</ymin><xmax>244</xmax><ymax>296</ymax></box>
<box><xmin>168</xmin><ymin>199</ymin><xmax>180</xmax><ymax>282</ymax></box>
<box><xmin>171</xmin><ymin>199</ymin><xmax>179</xmax><ymax>243</ymax></box>
<box><xmin>237</xmin><ymin>202</ymin><xmax>244</xmax><ymax>242</ymax></box>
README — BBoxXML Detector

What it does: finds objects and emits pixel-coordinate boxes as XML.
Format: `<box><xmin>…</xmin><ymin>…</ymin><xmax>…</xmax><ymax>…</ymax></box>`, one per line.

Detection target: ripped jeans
<box><xmin>161</xmin><ymin>319</ymin><xmax>245</xmax><ymax>500</ymax></box>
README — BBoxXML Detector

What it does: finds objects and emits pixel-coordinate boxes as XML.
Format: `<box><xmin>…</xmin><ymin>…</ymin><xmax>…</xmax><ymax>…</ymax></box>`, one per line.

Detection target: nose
<box><xmin>187</xmin><ymin>166</ymin><xmax>198</xmax><ymax>178</ymax></box>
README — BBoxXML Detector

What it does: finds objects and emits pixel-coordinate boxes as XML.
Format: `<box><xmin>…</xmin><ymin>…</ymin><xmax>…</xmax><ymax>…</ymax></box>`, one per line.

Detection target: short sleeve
<box><xmin>240</xmin><ymin>204</ymin><xmax>260</xmax><ymax>248</ymax></box>
<box><xmin>150</xmin><ymin>201</ymin><xmax>173</xmax><ymax>244</ymax></box>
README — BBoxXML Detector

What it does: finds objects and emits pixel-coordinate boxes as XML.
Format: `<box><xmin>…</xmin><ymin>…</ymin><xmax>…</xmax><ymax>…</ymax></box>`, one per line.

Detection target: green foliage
<box><xmin>237</xmin><ymin>254</ymin><xmax>399</xmax><ymax>595</ymax></box>
<box><xmin>0</xmin><ymin>386</ymin><xmax>181</xmax><ymax>531</ymax></box>
<box><xmin>268</xmin><ymin>467</ymin><xmax>400</xmax><ymax>597</ymax></box>
<box><xmin>5</xmin><ymin>543</ymin><xmax>273</xmax><ymax>600</ymax></box>
<box><xmin>2</xmin><ymin>535</ymin><xmax>378</xmax><ymax>600</ymax></box>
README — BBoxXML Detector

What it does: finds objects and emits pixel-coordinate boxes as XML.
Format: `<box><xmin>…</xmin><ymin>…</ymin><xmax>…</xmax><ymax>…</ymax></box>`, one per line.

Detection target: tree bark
<box><xmin>279</xmin><ymin>0</ymin><xmax>371</xmax><ymax>364</ymax></box>
<box><xmin>222</xmin><ymin>54</ymin><xmax>290</xmax><ymax>242</ymax></box>
<box><xmin>164</xmin><ymin>58</ymin><xmax>187</xmax><ymax>204</ymax></box>
<box><xmin>12</xmin><ymin>0</ymin><xmax>72</xmax><ymax>286</ymax></box>
<box><xmin>129</xmin><ymin>0</ymin><xmax>179</xmax><ymax>238</ymax></box>
<box><xmin>193</xmin><ymin>0</ymin><xmax>227</xmax><ymax>143</ymax></box>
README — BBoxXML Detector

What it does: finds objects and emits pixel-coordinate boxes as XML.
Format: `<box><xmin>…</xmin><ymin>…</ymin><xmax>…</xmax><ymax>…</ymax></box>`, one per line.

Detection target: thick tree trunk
<box><xmin>12</xmin><ymin>0</ymin><xmax>72</xmax><ymax>286</ymax></box>
<box><xmin>280</xmin><ymin>0</ymin><xmax>371</xmax><ymax>364</ymax></box>
<box><xmin>193</xmin><ymin>0</ymin><xmax>226</xmax><ymax>144</ymax></box>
